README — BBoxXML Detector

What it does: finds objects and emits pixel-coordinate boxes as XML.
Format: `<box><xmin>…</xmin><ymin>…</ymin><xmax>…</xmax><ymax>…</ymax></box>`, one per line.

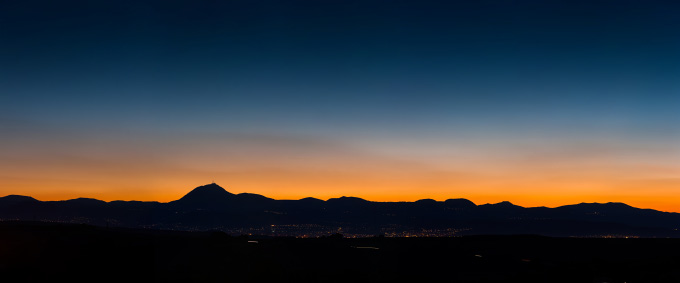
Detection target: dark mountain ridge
<box><xmin>170</xmin><ymin>183</ymin><xmax>233</xmax><ymax>206</ymax></box>
<box><xmin>1</xmin><ymin>183</ymin><xmax>678</xmax><ymax>237</ymax></box>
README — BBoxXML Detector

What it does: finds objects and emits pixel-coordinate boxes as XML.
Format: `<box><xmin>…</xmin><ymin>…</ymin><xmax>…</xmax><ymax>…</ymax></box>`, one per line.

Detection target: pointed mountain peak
<box><xmin>175</xmin><ymin>183</ymin><xmax>234</xmax><ymax>203</ymax></box>
<box><xmin>192</xmin><ymin>182</ymin><xmax>230</xmax><ymax>193</ymax></box>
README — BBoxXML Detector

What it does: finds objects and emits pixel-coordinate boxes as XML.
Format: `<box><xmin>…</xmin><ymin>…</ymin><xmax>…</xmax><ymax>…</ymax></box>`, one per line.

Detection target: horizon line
<box><xmin>2</xmin><ymin>182</ymin><xmax>673</xmax><ymax>213</ymax></box>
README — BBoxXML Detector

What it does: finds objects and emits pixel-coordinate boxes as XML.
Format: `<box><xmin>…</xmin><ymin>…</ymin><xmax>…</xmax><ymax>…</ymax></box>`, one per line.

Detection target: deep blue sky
<box><xmin>3</xmin><ymin>0</ymin><xmax>679</xmax><ymax>135</ymax></box>
<box><xmin>1</xmin><ymin>0</ymin><xmax>679</xmax><ymax>208</ymax></box>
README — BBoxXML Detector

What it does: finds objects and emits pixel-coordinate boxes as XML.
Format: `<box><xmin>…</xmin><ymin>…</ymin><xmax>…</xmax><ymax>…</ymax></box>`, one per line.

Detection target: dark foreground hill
<box><xmin>1</xmin><ymin>183</ymin><xmax>679</xmax><ymax>237</ymax></box>
<box><xmin>2</xmin><ymin>221</ymin><xmax>680</xmax><ymax>283</ymax></box>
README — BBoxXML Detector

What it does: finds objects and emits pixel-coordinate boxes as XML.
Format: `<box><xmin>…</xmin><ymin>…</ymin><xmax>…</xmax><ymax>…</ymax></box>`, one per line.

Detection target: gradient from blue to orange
<box><xmin>1</xmin><ymin>1</ymin><xmax>679</xmax><ymax>211</ymax></box>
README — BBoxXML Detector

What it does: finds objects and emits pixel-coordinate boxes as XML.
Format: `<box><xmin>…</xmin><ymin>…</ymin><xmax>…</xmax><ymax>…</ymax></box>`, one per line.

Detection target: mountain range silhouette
<box><xmin>1</xmin><ymin>183</ymin><xmax>678</xmax><ymax>237</ymax></box>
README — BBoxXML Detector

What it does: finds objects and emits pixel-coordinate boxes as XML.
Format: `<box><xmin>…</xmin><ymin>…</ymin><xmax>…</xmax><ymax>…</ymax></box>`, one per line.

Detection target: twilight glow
<box><xmin>1</xmin><ymin>1</ymin><xmax>679</xmax><ymax>211</ymax></box>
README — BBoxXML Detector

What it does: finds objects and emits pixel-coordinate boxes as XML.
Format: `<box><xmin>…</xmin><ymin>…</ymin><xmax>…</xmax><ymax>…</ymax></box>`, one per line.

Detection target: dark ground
<box><xmin>1</xmin><ymin>221</ymin><xmax>679</xmax><ymax>283</ymax></box>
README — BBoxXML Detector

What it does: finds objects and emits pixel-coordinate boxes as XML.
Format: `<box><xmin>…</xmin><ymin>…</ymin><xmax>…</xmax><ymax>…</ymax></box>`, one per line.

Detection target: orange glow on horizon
<box><xmin>2</xmin><ymin>134</ymin><xmax>679</xmax><ymax>212</ymax></box>
<box><xmin>3</xmin><ymin>178</ymin><xmax>680</xmax><ymax>213</ymax></box>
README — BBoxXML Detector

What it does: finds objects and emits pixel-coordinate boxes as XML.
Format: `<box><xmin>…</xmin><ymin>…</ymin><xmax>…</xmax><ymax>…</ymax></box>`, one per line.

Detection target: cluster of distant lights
<box><xmin>0</xmin><ymin>219</ymin><xmax>667</xmax><ymax>239</ymax></box>
<box><xmin>576</xmin><ymin>235</ymin><xmax>641</xmax><ymax>239</ymax></box>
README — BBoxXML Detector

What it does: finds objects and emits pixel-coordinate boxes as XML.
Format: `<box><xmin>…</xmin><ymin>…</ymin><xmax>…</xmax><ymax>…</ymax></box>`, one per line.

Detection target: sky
<box><xmin>1</xmin><ymin>0</ymin><xmax>679</xmax><ymax>211</ymax></box>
